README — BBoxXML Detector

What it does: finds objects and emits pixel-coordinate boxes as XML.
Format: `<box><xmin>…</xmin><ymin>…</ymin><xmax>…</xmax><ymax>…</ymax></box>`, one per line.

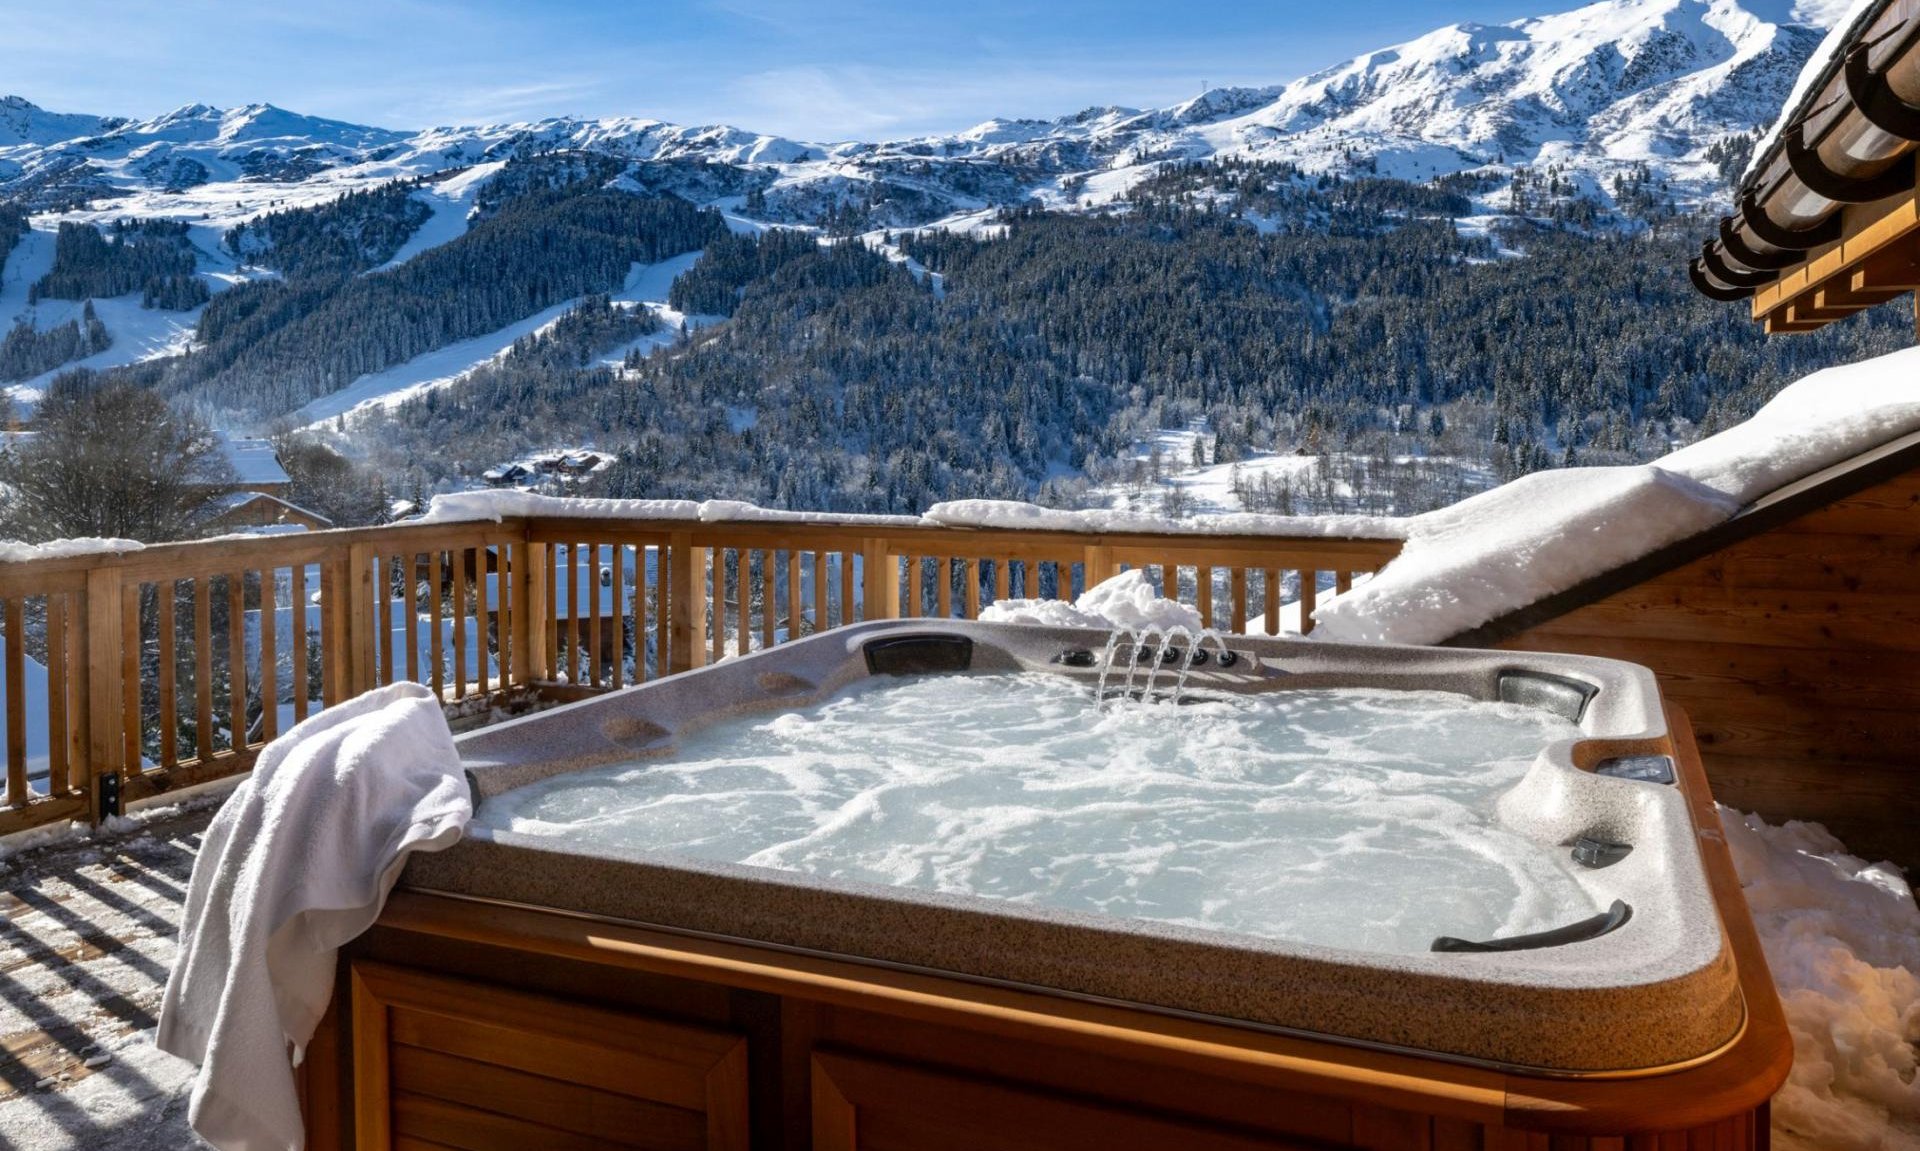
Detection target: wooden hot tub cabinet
<box><xmin>305</xmin><ymin>715</ymin><xmax>1790</xmax><ymax>1151</ymax></box>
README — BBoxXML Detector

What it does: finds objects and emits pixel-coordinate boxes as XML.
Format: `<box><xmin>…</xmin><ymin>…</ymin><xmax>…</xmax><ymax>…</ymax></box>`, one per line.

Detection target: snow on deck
<box><xmin>0</xmin><ymin>800</ymin><xmax>217</xmax><ymax>1150</ymax></box>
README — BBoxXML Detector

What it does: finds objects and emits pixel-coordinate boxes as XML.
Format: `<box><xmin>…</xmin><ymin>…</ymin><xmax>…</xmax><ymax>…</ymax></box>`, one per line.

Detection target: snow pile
<box><xmin>417</xmin><ymin>490</ymin><xmax>703</xmax><ymax>524</ymax></box>
<box><xmin>979</xmin><ymin>568</ymin><xmax>1204</xmax><ymax>633</ymax></box>
<box><xmin>694</xmin><ymin>500</ymin><xmax>922</xmax><ymax>527</ymax></box>
<box><xmin>1314</xmin><ymin>345</ymin><xmax>1920</xmax><ymax>645</ymax></box>
<box><xmin>1724</xmin><ymin>810</ymin><xmax>1920</xmax><ymax>1151</ymax></box>
<box><xmin>925</xmin><ymin>499</ymin><xmax>1403</xmax><ymax>539</ymax></box>
<box><xmin>1312</xmin><ymin>466</ymin><xmax>1739</xmax><ymax>645</ymax></box>
<box><xmin>0</xmin><ymin>537</ymin><xmax>144</xmax><ymax>563</ymax></box>
<box><xmin>416</xmin><ymin>491</ymin><xmax>924</xmax><ymax>527</ymax></box>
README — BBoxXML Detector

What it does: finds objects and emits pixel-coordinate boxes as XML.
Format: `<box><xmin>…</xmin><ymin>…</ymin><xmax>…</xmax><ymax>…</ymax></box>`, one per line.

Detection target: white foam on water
<box><xmin>478</xmin><ymin>674</ymin><xmax>1592</xmax><ymax>955</ymax></box>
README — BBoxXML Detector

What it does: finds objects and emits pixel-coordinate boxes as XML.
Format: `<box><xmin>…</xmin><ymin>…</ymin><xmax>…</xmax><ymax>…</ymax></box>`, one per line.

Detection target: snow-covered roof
<box><xmin>199</xmin><ymin>489</ymin><xmax>332</xmax><ymax>526</ymax></box>
<box><xmin>1316</xmin><ymin>345</ymin><xmax>1920</xmax><ymax>645</ymax></box>
<box><xmin>216</xmin><ymin>436</ymin><xmax>291</xmax><ymax>487</ymax></box>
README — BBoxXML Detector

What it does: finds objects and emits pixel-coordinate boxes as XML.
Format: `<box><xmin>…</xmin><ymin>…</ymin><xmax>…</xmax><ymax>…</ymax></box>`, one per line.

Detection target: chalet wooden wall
<box><xmin>1492</xmin><ymin>467</ymin><xmax>1920</xmax><ymax>873</ymax></box>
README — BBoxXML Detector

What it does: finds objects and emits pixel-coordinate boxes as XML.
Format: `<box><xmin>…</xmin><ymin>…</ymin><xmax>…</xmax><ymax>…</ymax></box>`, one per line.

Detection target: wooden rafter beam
<box><xmin>1852</xmin><ymin>243</ymin><xmax>1920</xmax><ymax>292</ymax></box>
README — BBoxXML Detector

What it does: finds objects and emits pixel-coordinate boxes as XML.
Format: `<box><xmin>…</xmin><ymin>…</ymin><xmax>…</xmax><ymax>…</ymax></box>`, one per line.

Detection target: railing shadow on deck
<box><xmin>0</xmin><ymin>803</ymin><xmax>209</xmax><ymax>1149</ymax></box>
<box><xmin>0</xmin><ymin>510</ymin><xmax>1403</xmax><ymax>835</ymax></box>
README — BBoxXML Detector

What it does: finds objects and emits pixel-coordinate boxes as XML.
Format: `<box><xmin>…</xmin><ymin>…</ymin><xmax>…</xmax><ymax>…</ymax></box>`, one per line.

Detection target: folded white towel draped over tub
<box><xmin>157</xmin><ymin>682</ymin><xmax>471</xmax><ymax>1151</ymax></box>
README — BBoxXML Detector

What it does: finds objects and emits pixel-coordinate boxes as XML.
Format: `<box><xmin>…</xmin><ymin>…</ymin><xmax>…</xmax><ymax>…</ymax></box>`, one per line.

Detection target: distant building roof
<box><xmin>218</xmin><ymin>436</ymin><xmax>291</xmax><ymax>487</ymax></box>
<box><xmin>199</xmin><ymin>489</ymin><xmax>333</xmax><ymax>531</ymax></box>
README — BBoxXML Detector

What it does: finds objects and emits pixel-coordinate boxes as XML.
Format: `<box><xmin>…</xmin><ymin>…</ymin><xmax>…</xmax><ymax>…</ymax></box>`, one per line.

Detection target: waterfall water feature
<box><xmin>1169</xmin><ymin>628</ymin><xmax>1230</xmax><ymax>703</ymax></box>
<box><xmin>1094</xmin><ymin>629</ymin><xmax>1129</xmax><ymax>701</ymax></box>
<box><xmin>1093</xmin><ymin>625</ymin><xmax>1231</xmax><ymax>708</ymax></box>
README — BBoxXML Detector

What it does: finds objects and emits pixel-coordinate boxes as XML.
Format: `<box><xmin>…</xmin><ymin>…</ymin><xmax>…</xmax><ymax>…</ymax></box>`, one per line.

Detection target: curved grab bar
<box><xmin>1431</xmin><ymin>900</ymin><xmax>1631</xmax><ymax>954</ymax></box>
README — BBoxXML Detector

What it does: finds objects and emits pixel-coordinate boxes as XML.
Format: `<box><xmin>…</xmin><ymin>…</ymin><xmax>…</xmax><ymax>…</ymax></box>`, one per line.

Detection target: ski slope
<box><xmin>292</xmin><ymin>251</ymin><xmax>717</xmax><ymax>427</ymax></box>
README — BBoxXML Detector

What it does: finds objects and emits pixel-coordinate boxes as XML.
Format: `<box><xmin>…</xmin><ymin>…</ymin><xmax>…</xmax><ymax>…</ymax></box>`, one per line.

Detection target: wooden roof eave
<box><xmin>1747</xmin><ymin>170</ymin><xmax>1920</xmax><ymax>333</ymax></box>
<box><xmin>1442</xmin><ymin>428</ymin><xmax>1920</xmax><ymax>648</ymax></box>
<box><xmin>1696</xmin><ymin>0</ymin><xmax>1920</xmax><ymax>326</ymax></box>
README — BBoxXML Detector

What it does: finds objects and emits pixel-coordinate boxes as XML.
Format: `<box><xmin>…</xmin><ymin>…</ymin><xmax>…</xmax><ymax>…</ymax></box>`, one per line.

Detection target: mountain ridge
<box><xmin>0</xmin><ymin>0</ymin><xmax>1846</xmax><ymax>231</ymax></box>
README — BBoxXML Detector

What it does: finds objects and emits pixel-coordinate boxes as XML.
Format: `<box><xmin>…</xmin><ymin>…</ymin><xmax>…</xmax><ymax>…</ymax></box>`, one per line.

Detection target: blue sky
<box><xmin>12</xmin><ymin>1</ymin><xmax>1578</xmax><ymax>139</ymax></box>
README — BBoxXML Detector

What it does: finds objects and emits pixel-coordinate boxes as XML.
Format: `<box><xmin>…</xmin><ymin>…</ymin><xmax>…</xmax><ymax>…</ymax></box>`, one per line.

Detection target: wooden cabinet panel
<box><xmin>810</xmin><ymin>1050</ymin><xmax>1329</xmax><ymax>1151</ymax></box>
<box><xmin>350</xmin><ymin>961</ymin><xmax>748</xmax><ymax>1151</ymax></box>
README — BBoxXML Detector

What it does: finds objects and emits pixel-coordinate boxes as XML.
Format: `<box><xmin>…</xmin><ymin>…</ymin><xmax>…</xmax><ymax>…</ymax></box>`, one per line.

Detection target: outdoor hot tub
<box><xmin>323</xmin><ymin>621</ymin><xmax>1789</xmax><ymax>1150</ymax></box>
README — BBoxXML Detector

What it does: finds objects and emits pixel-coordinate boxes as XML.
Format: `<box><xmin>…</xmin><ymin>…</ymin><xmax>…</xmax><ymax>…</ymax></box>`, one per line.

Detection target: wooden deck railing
<box><xmin>0</xmin><ymin>512</ymin><xmax>1402</xmax><ymax>834</ymax></box>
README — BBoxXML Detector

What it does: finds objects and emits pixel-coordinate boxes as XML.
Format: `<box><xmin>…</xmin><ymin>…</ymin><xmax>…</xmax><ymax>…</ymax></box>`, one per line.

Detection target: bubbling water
<box><xmin>479</xmin><ymin>673</ymin><xmax>1595</xmax><ymax>955</ymax></box>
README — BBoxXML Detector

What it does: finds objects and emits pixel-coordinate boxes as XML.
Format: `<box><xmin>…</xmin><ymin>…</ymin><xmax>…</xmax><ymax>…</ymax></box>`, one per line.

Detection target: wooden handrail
<box><xmin>0</xmin><ymin>510</ymin><xmax>1402</xmax><ymax>835</ymax></box>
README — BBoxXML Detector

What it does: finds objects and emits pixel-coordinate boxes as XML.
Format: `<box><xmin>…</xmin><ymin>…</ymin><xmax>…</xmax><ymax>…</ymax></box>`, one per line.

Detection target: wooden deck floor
<box><xmin>0</xmin><ymin>806</ymin><xmax>213</xmax><ymax>1150</ymax></box>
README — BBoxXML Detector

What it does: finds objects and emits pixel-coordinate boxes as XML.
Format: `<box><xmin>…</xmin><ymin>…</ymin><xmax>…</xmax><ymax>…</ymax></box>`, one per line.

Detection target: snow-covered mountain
<box><xmin>0</xmin><ymin>0</ymin><xmax>1848</xmax><ymax>230</ymax></box>
<box><xmin>0</xmin><ymin>0</ymin><xmax>1857</xmax><ymax>420</ymax></box>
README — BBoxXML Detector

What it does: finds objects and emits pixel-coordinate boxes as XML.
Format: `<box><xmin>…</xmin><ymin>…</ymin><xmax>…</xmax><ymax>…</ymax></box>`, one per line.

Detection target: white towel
<box><xmin>157</xmin><ymin>682</ymin><xmax>470</xmax><ymax>1151</ymax></box>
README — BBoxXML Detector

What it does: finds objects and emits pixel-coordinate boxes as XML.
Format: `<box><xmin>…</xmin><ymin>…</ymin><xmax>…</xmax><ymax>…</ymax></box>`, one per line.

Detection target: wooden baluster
<box><xmin>499</xmin><ymin>545</ymin><xmax>514</xmax><ymax>687</ymax></box>
<box><xmin>564</xmin><ymin>546</ymin><xmax>578</xmax><ymax>682</ymax></box>
<box><xmin>156</xmin><ymin>582</ymin><xmax>177</xmax><ymax>767</ymax></box>
<box><xmin>1263</xmin><ymin>568</ymin><xmax>1280</xmax><ymax>636</ymax></box>
<box><xmin>653</xmin><ymin>541</ymin><xmax>671</xmax><ymax>676</ymax></box>
<box><xmin>786</xmin><ymin>550</ymin><xmax>801</xmax><ymax>643</ymax></box>
<box><xmin>402</xmin><ymin>554</ymin><xmax>419</xmax><ymax>685</ymax></box>
<box><xmin>733</xmin><ymin>551</ymin><xmax>748</xmax><ymax>659</ymax></box>
<box><xmin>429</xmin><ymin>551</ymin><xmax>445</xmax><ymax>696</ymax></box>
<box><xmin>577</xmin><ymin>545</ymin><xmax>592</xmax><ymax>682</ymax></box>
<box><xmin>714</xmin><ymin>553</ymin><xmax>725</xmax><ymax>664</ymax></box>
<box><xmin>47</xmin><ymin>595</ymin><xmax>69</xmax><ymax>797</ymax></box>
<box><xmin>587</xmin><ymin>546</ymin><xmax>603</xmax><ymax>688</ymax></box>
<box><xmin>1083</xmin><ymin>544</ymin><xmax>1113</xmax><ymax>590</ymax></box>
<box><xmin>259</xmin><ymin>570</ymin><xmax>278</xmax><ymax>744</ymax></box>
<box><xmin>641</xmin><ymin>541</ymin><xmax>656</xmax><ymax>684</ymax></box>
<box><xmin>1231</xmin><ymin>568</ymin><xmax>1248</xmax><ymax>634</ymax></box>
<box><xmin>1300</xmin><ymin>571</ymin><xmax>1318</xmax><ymax>636</ymax></box>
<box><xmin>1196</xmin><ymin>567</ymin><xmax>1213</xmax><ymax>629</ymax></box>
<box><xmin>963</xmin><ymin>559</ymin><xmax>980</xmax><ymax>619</ymax></box>
<box><xmin>906</xmin><ymin>554</ymin><xmax>924</xmax><ymax>618</ymax></box>
<box><xmin>64</xmin><ymin>590</ymin><xmax>87</xmax><ymax>795</ymax></box>
<box><xmin>545</xmin><ymin>545</ymin><xmax>561</xmax><ymax>681</ymax></box>
<box><xmin>4</xmin><ymin>598</ymin><xmax>24</xmax><ymax>806</ymax></box>
<box><xmin>812</xmin><ymin>551</ymin><xmax>828</xmax><ymax>635</ymax></box>
<box><xmin>228</xmin><ymin>573</ymin><xmax>247</xmax><ymax>749</ymax></box>
<box><xmin>195</xmin><ymin>579</ymin><xmax>213</xmax><ymax>761</ymax></box>
<box><xmin>85</xmin><ymin>567</ymin><xmax>125</xmax><ymax>816</ymax></box>
<box><xmin>610</xmin><ymin>546</ymin><xmax>625</xmax><ymax>689</ymax></box>
<box><xmin>838</xmin><ymin>550</ymin><xmax>854</xmax><ymax>626</ymax></box>
<box><xmin>292</xmin><ymin>563</ymin><xmax>311</xmax><ymax>722</ymax></box>
<box><xmin>667</xmin><ymin>532</ymin><xmax>705</xmax><ymax>674</ymax></box>
<box><xmin>885</xmin><ymin>553</ymin><xmax>903</xmax><ymax>618</ymax></box>
<box><xmin>506</xmin><ymin>541</ymin><xmax>529</xmax><ymax>691</ymax></box>
<box><xmin>451</xmin><ymin>552</ymin><xmax>467</xmax><ymax>700</ymax></box>
<box><xmin>995</xmin><ymin>557</ymin><xmax>1010</xmax><ymax>603</ymax></box>
<box><xmin>761</xmin><ymin>550</ymin><xmax>777</xmax><ymax>648</ymax></box>
<box><xmin>936</xmin><ymin>558</ymin><xmax>953</xmax><ymax>619</ymax></box>
<box><xmin>1335</xmin><ymin>570</ymin><xmax>1353</xmax><ymax>596</ymax></box>
<box><xmin>1162</xmin><ymin>563</ymin><xmax>1178</xmax><ymax>600</ymax></box>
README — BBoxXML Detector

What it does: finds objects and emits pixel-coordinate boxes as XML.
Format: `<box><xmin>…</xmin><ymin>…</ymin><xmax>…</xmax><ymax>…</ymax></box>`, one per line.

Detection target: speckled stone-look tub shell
<box><xmin>403</xmin><ymin>621</ymin><xmax>1746</xmax><ymax>1074</ymax></box>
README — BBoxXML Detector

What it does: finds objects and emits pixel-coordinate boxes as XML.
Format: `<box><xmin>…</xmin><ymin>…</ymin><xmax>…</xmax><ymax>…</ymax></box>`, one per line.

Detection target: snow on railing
<box><xmin>0</xmin><ymin>504</ymin><xmax>1402</xmax><ymax>835</ymax></box>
